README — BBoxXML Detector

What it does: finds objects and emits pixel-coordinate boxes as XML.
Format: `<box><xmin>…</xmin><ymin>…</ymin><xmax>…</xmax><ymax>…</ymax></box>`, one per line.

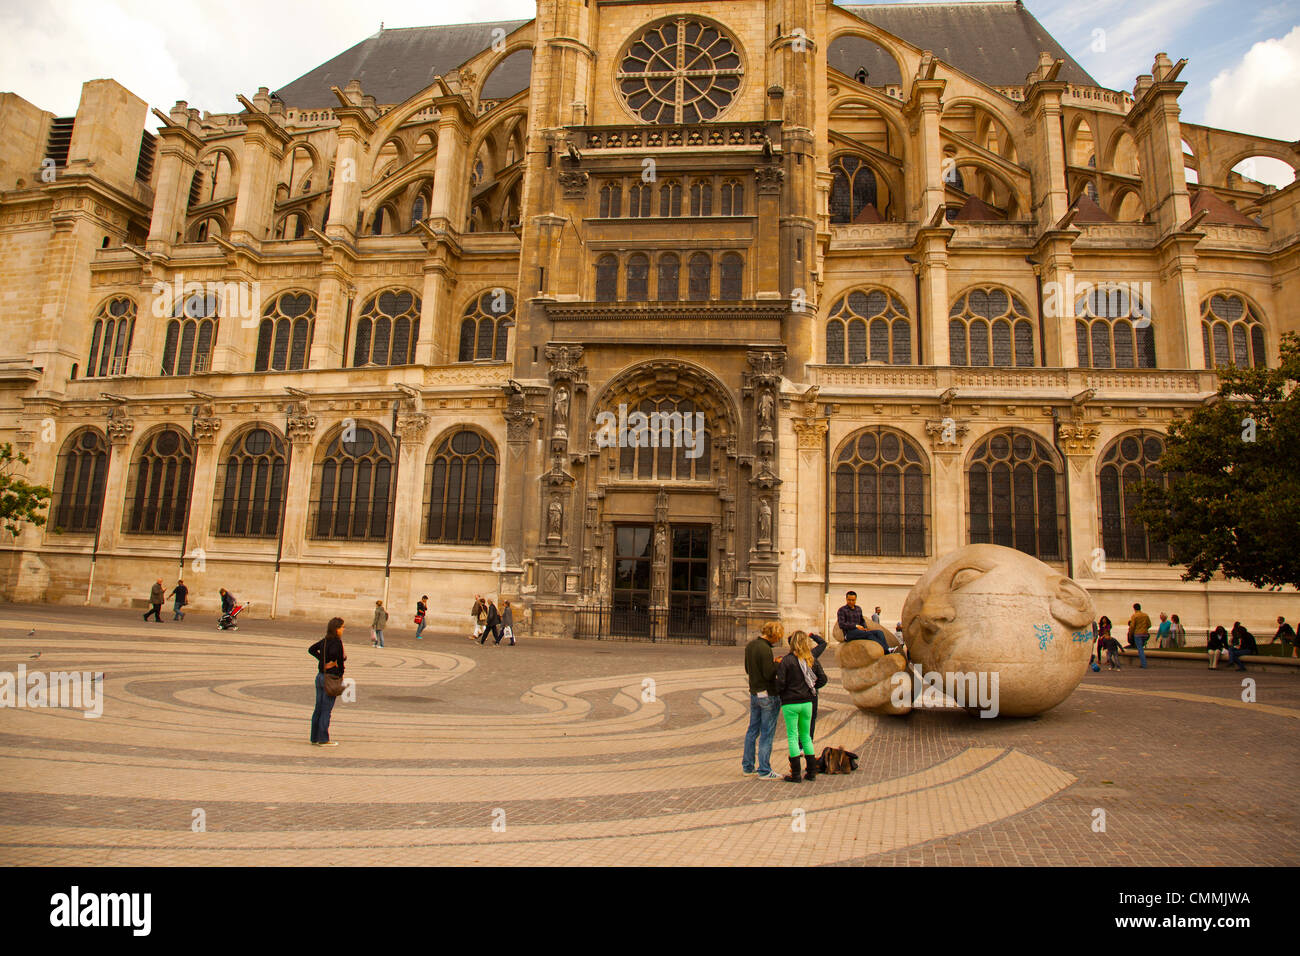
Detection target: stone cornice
<box><xmin>545</xmin><ymin>301</ymin><xmax>791</xmax><ymax>321</ymax></box>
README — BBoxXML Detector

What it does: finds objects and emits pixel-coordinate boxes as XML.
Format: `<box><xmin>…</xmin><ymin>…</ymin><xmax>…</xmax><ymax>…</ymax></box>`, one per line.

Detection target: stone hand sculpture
<box><xmin>841</xmin><ymin>544</ymin><xmax>1096</xmax><ymax>717</ymax></box>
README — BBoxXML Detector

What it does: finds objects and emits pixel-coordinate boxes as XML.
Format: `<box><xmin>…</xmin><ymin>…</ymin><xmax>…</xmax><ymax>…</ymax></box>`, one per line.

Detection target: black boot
<box><xmin>803</xmin><ymin>753</ymin><xmax>818</xmax><ymax>781</ymax></box>
<box><xmin>782</xmin><ymin>757</ymin><xmax>802</xmax><ymax>783</ymax></box>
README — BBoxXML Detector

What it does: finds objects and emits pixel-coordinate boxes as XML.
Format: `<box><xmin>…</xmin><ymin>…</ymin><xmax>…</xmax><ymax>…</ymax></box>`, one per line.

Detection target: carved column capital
<box><xmin>792</xmin><ymin>419</ymin><xmax>827</xmax><ymax>449</ymax></box>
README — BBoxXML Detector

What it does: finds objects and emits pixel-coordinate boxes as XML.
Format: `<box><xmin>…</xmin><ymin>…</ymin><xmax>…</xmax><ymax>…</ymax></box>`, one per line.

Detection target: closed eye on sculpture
<box><xmin>949</xmin><ymin>566</ymin><xmax>987</xmax><ymax>590</ymax></box>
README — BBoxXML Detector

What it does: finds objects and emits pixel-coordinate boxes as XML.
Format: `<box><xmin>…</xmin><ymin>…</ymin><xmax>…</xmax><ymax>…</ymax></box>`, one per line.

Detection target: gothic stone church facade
<box><xmin>1</xmin><ymin>1</ymin><xmax>1297</xmax><ymax>637</ymax></box>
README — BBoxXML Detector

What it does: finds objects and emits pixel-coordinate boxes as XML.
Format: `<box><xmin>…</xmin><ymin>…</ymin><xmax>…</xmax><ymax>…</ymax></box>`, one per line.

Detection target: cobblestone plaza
<box><xmin>1</xmin><ymin>606</ymin><xmax>1295</xmax><ymax>866</ymax></box>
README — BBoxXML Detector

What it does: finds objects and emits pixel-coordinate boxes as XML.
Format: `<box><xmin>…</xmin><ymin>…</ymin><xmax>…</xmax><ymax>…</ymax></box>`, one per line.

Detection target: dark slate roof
<box><xmin>275</xmin><ymin>21</ymin><xmax>532</xmax><ymax>108</ymax></box>
<box><xmin>834</xmin><ymin>2</ymin><xmax>1098</xmax><ymax>88</ymax></box>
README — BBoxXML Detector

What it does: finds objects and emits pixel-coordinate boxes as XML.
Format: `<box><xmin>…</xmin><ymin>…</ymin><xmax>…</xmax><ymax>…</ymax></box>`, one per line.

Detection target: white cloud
<box><xmin>0</xmin><ymin>0</ymin><xmax>539</xmax><ymax>122</ymax></box>
<box><xmin>1205</xmin><ymin>25</ymin><xmax>1300</xmax><ymax>187</ymax></box>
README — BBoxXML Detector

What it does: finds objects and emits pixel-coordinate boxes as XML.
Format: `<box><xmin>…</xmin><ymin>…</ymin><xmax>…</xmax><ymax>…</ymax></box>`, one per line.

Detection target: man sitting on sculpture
<box><xmin>836</xmin><ymin>590</ymin><xmax>895</xmax><ymax>655</ymax></box>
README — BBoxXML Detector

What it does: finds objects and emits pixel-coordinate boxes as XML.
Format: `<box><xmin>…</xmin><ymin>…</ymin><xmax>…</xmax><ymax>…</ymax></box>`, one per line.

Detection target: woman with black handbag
<box><xmin>309</xmin><ymin>617</ymin><xmax>347</xmax><ymax>746</ymax></box>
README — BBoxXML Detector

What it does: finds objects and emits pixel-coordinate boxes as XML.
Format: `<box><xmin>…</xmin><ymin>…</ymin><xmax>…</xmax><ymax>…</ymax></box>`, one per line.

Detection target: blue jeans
<box><xmin>415</xmin><ymin>618</ymin><xmax>426</xmax><ymax>639</ymax></box>
<box><xmin>311</xmin><ymin>672</ymin><xmax>336</xmax><ymax>743</ymax></box>
<box><xmin>742</xmin><ymin>694</ymin><xmax>782</xmax><ymax>775</ymax></box>
<box><xmin>1135</xmin><ymin>635</ymin><xmax>1147</xmax><ymax>667</ymax></box>
<box><xmin>844</xmin><ymin>625</ymin><xmax>891</xmax><ymax>655</ymax></box>
<box><xmin>373</xmin><ymin>628</ymin><xmax>385</xmax><ymax>647</ymax></box>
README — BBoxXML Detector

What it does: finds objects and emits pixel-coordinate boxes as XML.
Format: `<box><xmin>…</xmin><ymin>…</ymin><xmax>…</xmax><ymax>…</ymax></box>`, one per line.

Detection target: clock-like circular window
<box><xmin>618</xmin><ymin>17</ymin><xmax>742</xmax><ymax>124</ymax></box>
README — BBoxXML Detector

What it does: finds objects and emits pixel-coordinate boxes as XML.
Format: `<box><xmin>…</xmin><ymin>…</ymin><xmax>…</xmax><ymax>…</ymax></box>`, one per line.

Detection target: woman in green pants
<box><xmin>775</xmin><ymin>632</ymin><xmax>827</xmax><ymax>782</ymax></box>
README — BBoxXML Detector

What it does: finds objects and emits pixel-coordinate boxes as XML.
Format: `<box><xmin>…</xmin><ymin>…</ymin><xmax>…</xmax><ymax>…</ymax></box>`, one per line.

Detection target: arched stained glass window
<box><xmin>215</xmin><ymin>427</ymin><xmax>287</xmax><ymax>538</ymax></box>
<box><xmin>617</xmin><ymin>18</ymin><xmax>742</xmax><ymax>124</ymax></box>
<box><xmin>830</xmin><ymin>155</ymin><xmax>878</xmax><ymax>223</ymax></box>
<box><xmin>353</xmin><ymin>289</ymin><xmax>420</xmax><ymax>367</ymax></box>
<box><xmin>311</xmin><ymin>424</ymin><xmax>395</xmax><ymax>541</ymax></box>
<box><xmin>457</xmin><ymin>289</ymin><xmax>515</xmax><ymax>362</ymax></box>
<box><xmin>126</xmin><ymin>428</ymin><xmax>194</xmax><ymax>535</ymax></box>
<box><xmin>1201</xmin><ymin>293</ymin><xmax>1266</xmax><ymax>368</ymax></box>
<box><xmin>948</xmin><ymin>288</ymin><xmax>1034</xmax><ymax>367</ymax></box>
<box><xmin>826</xmin><ymin>289</ymin><xmax>911</xmax><ymax>365</ymax></box>
<box><xmin>1075</xmin><ymin>284</ymin><xmax>1155</xmax><ymax>369</ymax></box>
<box><xmin>967</xmin><ymin>430</ymin><xmax>1064</xmax><ymax>561</ymax></box>
<box><xmin>1099</xmin><ymin>431</ymin><xmax>1171</xmax><ymax>562</ymax></box>
<box><xmin>86</xmin><ymin>297</ymin><xmax>136</xmax><ymax>378</ymax></box>
<box><xmin>254</xmin><ymin>292</ymin><xmax>315</xmax><ymax>371</ymax></box>
<box><xmin>424</xmin><ymin>430</ymin><xmax>498</xmax><ymax>544</ymax></box>
<box><xmin>52</xmin><ymin>429</ymin><xmax>108</xmax><ymax>533</ymax></box>
<box><xmin>833</xmin><ymin>427</ymin><xmax>929</xmax><ymax>556</ymax></box>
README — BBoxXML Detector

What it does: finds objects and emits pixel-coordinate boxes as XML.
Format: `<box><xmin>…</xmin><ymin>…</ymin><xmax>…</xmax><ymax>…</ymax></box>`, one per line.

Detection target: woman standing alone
<box><xmin>774</xmin><ymin>631</ymin><xmax>826</xmax><ymax>782</ymax></box>
<box><xmin>309</xmin><ymin>618</ymin><xmax>347</xmax><ymax>746</ymax></box>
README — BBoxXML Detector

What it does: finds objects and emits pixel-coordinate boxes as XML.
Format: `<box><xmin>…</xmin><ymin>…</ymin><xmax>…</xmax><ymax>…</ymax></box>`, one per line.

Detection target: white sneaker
<box><xmin>757</xmin><ymin>771</ymin><xmax>782</xmax><ymax>780</ymax></box>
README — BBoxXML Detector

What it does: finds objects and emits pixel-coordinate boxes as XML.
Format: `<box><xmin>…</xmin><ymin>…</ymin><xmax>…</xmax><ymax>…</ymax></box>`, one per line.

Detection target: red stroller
<box><xmin>217</xmin><ymin>602</ymin><xmax>248</xmax><ymax>630</ymax></box>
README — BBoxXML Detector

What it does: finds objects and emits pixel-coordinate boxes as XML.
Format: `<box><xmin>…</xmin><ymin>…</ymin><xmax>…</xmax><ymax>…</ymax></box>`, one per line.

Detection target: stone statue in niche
<box><xmin>757</xmin><ymin>497</ymin><xmax>772</xmax><ymax>543</ymax></box>
<box><xmin>547</xmin><ymin>497</ymin><xmax>563</xmax><ymax>538</ymax></box>
<box><xmin>839</xmin><ymin>544</ymin><xmax>1097</xmax><ymax>718</ymax></box>
<box><xmin>655</xmin><ymin>525</ymin><xmax>666</xmax><ymax>560</ymax></box>
<box><xmin>757</xmin><ymin>390</ymin><xmax>775</xmax><ymax>436</ymax></box>
<box><xmin>553</xmin><ymin>385</ymin><xmax>569</xmax><ymax>437</ymax></box>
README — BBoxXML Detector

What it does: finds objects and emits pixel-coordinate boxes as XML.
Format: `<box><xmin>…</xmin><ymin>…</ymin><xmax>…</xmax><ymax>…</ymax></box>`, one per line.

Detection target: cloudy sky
<box><xmin>2</xmin><ymin>0</ymin><xmax>1296</xmax><ymax>183</ymax></box>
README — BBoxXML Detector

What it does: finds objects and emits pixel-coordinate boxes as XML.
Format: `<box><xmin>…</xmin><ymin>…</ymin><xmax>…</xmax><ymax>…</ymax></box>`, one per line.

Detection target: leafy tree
<box><xmin>0</xmin><ymin>443</ymin><xmax>52</xmax><ymax>537</ymax></box>
<box><xmin>1132</xmin><ymin>331</ymin><xmax>1300</xmax><ymax>590</ymax></box>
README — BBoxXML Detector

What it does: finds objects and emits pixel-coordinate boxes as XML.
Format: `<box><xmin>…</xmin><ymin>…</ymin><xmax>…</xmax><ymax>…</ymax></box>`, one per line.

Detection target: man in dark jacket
<box><xmin>837</xmin><ymin>591</ymin><xmax>891</xmax><ymax>653</ymax></box>
<box><xmin>479</xmin><ymin>598</ymin><xmax>503</xmax><ymax>645</ymax></box>
<box><xmin>144</xmin><ymin>579</ymin><xmax>164</xmax><ymax>622</ymax></box>
<box><xmin>168</xmin><ymin>580</ymin><xmax>189</xmax><ymax>621</ymax></box>
<box><xmin>742</xmin><ymin>622</ymin><xmax>785</xmax><ymax>780</ymax></box>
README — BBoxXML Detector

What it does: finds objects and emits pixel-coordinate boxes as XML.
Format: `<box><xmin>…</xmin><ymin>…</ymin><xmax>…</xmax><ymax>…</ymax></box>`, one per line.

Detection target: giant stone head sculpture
<box><xmin>842</xmin><ymin>544</ymin><xmax>1097</xmax><ymax>718</ymax></box>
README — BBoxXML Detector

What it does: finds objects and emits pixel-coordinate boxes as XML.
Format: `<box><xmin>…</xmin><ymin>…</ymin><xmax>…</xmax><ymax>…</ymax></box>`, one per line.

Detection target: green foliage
<box><xmin>1132</xmin><ymin>332</ymin><xmax>1300</xmax><ymax>590</ymax></box>
<box><xmin>0</xmin><ymin>443</ymin><xmax>52</xmax><ymax>537</ymax></box>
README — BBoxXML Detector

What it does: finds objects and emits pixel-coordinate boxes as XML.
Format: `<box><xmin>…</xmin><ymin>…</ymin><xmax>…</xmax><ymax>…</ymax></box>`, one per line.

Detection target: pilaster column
<box><xmin>925</xmin><ymin>401</ymin><xmax>969</xmax><ymax>556</ymax></box>
<box><xmin>184</xmin><ymin>409</ymin><xmax>223</xmax><ymax>559</ymax></box>
<box><xmin>1058</xmin><ymin>419</ymin><xmax>1102</xmax><ymax>580</ymax></box>
<box><xmin>916</xmin><ymin>229</ymin><xmax>953</xmax><ymax>366</ymax></box>
<box><xmin>309</xmin><ymin>245</ymin><xmax>356</xmax><ymax>369</ymax></box>
<box><xmin>95</xmin><ymin>410</ymin><xmax>136</xmax><ymax>553</ymax></box>
<box><xmin>391</xmin><ymin>407</ymin><xmax>429</xmax><ymax>563</ymax></box>
<box><xmin>279</xmin><ymin>407</ymin><xmax>318</xmax><ymax>559</ymax></box>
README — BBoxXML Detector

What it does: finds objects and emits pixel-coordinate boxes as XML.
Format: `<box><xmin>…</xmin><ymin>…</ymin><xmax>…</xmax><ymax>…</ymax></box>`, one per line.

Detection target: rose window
<box><xmin>618</xmin><ymin>18</ymin><xmax>742</xmax><ymax>124</ymax></box>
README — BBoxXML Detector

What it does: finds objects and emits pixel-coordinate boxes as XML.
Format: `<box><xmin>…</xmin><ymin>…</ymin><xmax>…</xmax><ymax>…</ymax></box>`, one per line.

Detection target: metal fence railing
<box><xmin>574</xmin><ymin>604</ymin><xmax>746</xmax><ymax>645</ymax></box>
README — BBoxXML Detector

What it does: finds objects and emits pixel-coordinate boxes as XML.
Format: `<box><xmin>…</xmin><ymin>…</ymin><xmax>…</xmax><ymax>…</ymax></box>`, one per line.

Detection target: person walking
<box><xmin>471</xmin><ymin>595</ymin><xmax>487</xmax><ymax>641</ymax></box>
<box><xmin>501</xmin><ymin>599</ymin><xmax>516</xmax><ymax>646</ymax></box>
<box><xmin>774</xmin><ymin>631</ymin><xmax>827</xmax><ymax>783</ymax></box>
<box><xmin>1172</xmin><ymin>613</ymin><xmax>1186</xmax><ymax>648</ymax></box>
<box><xmin>371</xmin><ymin>600</ymin><xmax>388</xmax><ymax>647</ymax></box>
<box><xmin>1128</xmin><ymin>603</ymin><xmax>1151</xmax><ymax>668</ymax></box>
<box><xmin>1271</xmin><ymin>616</ymin><xmax>1297</xmax><ymax>658</ymax></box>
<box><xmin>414</xmin><ymin>596</ymin><xmax>428</xmax><ymax>640</ymax></box>
<box><xmin>742</xmin><ymin>621</ymin><xmax>785</xmax><ymax>781</ymax></box>
<box><xmin>143</xmin><ymin>578</ymin><xmax>165</xmax><ymax>622</ymax></box>
<box><xmin>308</xmin><ymin>618</ymin><xmax>346</xmax><ymax>746</ymax></box>
<box><xmin>871</xmin><ymin>606</ymin><xmax>882</xmax><ymax>625</ymax></box>
<box><xmin>168</xmin><ymin>580</ymin><xmax>189</xmax><ymax>621</ymax></box>
<box><xmin>1156</xmin><ymin>612</ymin><xmax>1172</xmax><ymax>649</ymax></box>
<box><xmin>479</xmin><ymin>597</ymin><xmax>503</xmax><ymax>645</ymax></box>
